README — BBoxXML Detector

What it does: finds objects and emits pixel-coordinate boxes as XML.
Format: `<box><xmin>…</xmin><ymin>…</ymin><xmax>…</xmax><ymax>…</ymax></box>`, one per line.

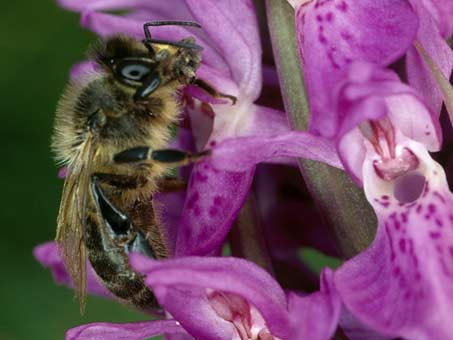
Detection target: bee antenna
<box><xmin>143</xmin><ymin>21</ymin><xmax>202</xmax><ymax>40</ymax></box>
<box><xmin>142</xmin><ymin>38</ymin><xmax>203</xmax><ymax>51</ymax></box>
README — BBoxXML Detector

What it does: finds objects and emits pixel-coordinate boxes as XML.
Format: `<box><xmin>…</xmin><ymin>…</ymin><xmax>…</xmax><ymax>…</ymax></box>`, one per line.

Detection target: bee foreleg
<box><xmin>192</xmin><ymin>78</ymin><xmax>237</xmax><ymax>105</ymax></box>
<box><xmin>113</xmin><ymin>147</ymin><xmax>210</xmax><ymax>167</ymax></box>
<box><xmin>157</xmin><ymin>176</ymin><xmax>187</xmax><ymax>193</ymax></box>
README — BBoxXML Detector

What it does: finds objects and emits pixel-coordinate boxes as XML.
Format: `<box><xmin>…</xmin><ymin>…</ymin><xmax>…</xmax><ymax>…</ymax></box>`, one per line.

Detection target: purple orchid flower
<box><xmin>35</xmin><ymin>242</ymin><xmax>341</xmax><ymax>340</ymax></box>
<box><xmin>289</xmin><ymin>0</ymin><xmax>453</xmax><ymax>126</ymax></box>
<box><xmin>72</xmin><ymin>253</ymin><xmax>341</xmax><ymax>340</ymax></box>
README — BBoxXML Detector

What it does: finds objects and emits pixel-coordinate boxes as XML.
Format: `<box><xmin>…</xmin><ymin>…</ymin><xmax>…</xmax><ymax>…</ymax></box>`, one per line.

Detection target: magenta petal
<box><xmin>33</xmin><ymin>241</ymin><xmax>112</xmax><ymax>298</ymax></box>
<box><xmin>80</xmin><ymin>10</ymin><xmax>226</xmax><ymax>72</ymax></box>
<box><xmin>186</xmin><ymin>0</ymin><xmax>262</xmax><ymax>99</ymax></box>
<box><xmin>211</xmin><ymin>131</ymin><xmax>342</xmax><ymax>172</ymax></box>
<box><xmin>175</xmin><ymin>159</ymin><xmax>254</xmax><ymax>256</ymax></box>
<box><xmin>335</xmin><ymin>140</ymin><xmax>453</xmax><ymax>339</ymax></box>
<box><xmin>66</xmin><ymin>320</ymin><xmax>184</xmax><ymax>340</ymax></box>
<box><xmin>287</xmin><ymin>269</ymin><xmax>341</xmax><ymax>340</ymax></box>
<box><xmin>339</xmin><ymin>308</ymin><xmax>390</xmax><ymax>340</ymax></box>
<box><xmin>406</xmin><ymin>1</ymin><xmax>453</xmax><ymax>115</ymax></box>
<box><xmin>131</xmin><ymin>255</ymin><xmax>291</xmax><ymax>339</ymax></box>
<box><xmin>336</xmin><ymin>63</ymin><xmax>441</xmax><ymax>182</ymax></box>
<box><xmin>297</xmin><ymin>0</ymin><xmax>418</xmax><ymax>136</ymax></box>
<box><xmin>425</xmin><ymin>0</ymin><xmax>453</xmax><ymax>37</ymax></box>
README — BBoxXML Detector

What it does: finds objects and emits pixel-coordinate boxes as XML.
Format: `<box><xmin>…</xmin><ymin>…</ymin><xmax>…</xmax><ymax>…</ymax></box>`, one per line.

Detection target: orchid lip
<box><xmin>207</xmin><ymin>289</ymin><xmax>280</xmax><ymax>340</ymax></box>
<box><xmin>360</xmin><ymin>118</ymin><xmax>420</xmax><ymax>182</ymax></box>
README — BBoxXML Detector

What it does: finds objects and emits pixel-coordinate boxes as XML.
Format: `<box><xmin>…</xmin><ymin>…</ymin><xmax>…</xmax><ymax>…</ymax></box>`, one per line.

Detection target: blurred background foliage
<box><xmin>0</xmin><ymin>1</ymin><xmax>151</xmax><ymax>339</ymax></box>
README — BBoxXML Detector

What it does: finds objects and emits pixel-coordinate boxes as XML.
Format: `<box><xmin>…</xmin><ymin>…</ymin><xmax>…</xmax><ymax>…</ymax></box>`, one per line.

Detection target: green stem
<box><xmin>264</xmin><ymin>0</ymin><xmax>376</xmax><ymax>259</ymax></box>
<box><xmin>230</xmin><ymin>193</ymin><xmax>275</xmax><ymax>275</ymax></box>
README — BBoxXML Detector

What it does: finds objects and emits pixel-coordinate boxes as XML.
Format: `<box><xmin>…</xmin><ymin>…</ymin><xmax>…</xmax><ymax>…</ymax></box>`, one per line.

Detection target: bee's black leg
<box><xmin>113</xmin><ymin>147</ymin><xmax>210</xmax><ymax>167</ymax></box>
<box><xmin>157</xmin><ymin>176</ymin><xmax>187</xmax><ymax>193</ymax></box>
<box><xmin>193</xmin><ymin>78</ymin><xmax>237</xmax><ymax>104</ymax></box>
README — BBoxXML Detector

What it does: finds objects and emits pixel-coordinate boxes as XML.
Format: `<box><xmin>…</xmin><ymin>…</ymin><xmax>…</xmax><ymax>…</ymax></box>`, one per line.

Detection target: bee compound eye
<box><xmin>120</xmin><ymin>63</ymin><xmax>150</xmax><ymax>81</ymax></box>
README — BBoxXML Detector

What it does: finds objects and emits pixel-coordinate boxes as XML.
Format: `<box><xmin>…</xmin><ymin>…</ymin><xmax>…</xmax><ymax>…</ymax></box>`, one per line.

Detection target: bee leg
<box><xmin>113</xmin><ymin>147</ymin><xmax>210</xmax><ymax>167</ymax></box>
<box><xmin>157</xmin><ymin>177</ymin><xmax>187</xmax><ymax>193</ymax></box>
<box><xmin>193</xmin><ymin>78</ymin><xmax>237</xmax><ymax>105</ymax></box>
<box><xmin>90</xmin><ymin>175</ymin><xmax>156</xmax><ymax>258</ymax></box>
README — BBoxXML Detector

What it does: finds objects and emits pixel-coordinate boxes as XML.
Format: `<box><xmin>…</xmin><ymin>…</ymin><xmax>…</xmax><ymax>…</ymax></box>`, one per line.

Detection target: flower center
<box><xmin>207</xmin><ymin>290</ymin><xmax>278</xmax><ymax>340</ymax></box>
<box><xmin>360</xmin><ymin>118</ymin><xmax>419</xmax><ymax>181</ymax></box>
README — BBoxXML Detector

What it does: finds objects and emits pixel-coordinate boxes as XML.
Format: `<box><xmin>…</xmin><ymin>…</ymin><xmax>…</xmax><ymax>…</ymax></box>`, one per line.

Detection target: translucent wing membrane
<box><xmin>55</xmin><ymin>133</ymin><xmax>97</xmax><ymax>313</ymax></box>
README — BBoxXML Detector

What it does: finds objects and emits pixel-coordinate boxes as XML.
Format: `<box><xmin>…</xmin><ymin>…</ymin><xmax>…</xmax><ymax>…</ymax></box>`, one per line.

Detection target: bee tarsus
<box><xmin>113</xmin><ymin>146</ymin><xmax>210</xmax><ymax>166</ymax></box>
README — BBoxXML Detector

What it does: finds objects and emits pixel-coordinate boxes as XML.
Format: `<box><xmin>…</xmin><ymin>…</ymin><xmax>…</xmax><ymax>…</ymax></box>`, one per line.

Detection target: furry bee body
<box><xmin>52</xmin><ymin>26</ymin><xmax>203</xmax><ymax>312</ymax></box>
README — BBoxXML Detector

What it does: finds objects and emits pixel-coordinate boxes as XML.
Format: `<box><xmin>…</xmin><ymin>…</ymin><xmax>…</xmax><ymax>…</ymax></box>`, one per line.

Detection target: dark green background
<box><xmin>0</xmin><ymin>2</ymin><xmax>151</xmax><ymax>339</ymax></box>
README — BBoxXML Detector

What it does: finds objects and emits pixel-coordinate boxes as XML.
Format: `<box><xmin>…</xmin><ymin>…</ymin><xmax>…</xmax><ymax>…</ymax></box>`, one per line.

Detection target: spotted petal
<box><xmin>295</xmin><ymin>0</ymin><xmax>418</xmax><ymax>136</ymax></box>
<box><xmin>335</xmin><ymin>139</ymin><xmax>453</xmax><ymax>339</ymax></box>
<box><xmin>131</xmin><ymin>255</ymin><xmax>291</xmax><ymax>340</ymax></box>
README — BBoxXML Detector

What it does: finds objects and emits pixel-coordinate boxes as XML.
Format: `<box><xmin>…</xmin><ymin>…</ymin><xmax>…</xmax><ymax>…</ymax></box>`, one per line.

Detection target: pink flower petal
<box><xmin>130</xmin><ymin>255</ymin><xmax>291</xmax><ymax>339</ymax></box>
<box><xmin>66</xmin><ymin>320</ymin><xmax>184</xmax><ymax>340</ymax></box>
<box><xmin>287</xmin><ymin>269</ymin><xmax>341</xmax><ymax>340</ymax></box>
<box><xmin>296</xmin><ymin>0</ymin><xmax>418</xmax><ymax>136</ymax></box>
<box><xmin>33</xmin><ymin>241</ymin><xmax>112</xmax><ymax>298</ymax></box>
<box><xmin>335</xmin><ymin>139</ymin><xmax>453</xmax><ymax>339</ymax></box>
<box><xmin>406</xmin><ymin>1</ymin><xmax>453</xmax><ymax>115</ymax></box>
<box><xmin>186</xmin><ymin>0</ymin><xmax>262</xmax><ymax>99</ymax></box>
<box><xmin>336</xmin><ymin>62</ymin><xmax>441</xmax><ymax>183</ymax></box>
<box><xmin>210</xmin><ymin>131</ymin><xmax>342</xmax><ymax>172</ymax></box>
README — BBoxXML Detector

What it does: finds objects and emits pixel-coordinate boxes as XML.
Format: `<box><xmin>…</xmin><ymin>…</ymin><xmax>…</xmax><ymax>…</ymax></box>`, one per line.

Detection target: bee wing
<box><xmin>55</xmin><ymin>134</ymin><xmax>97</xmax><ymax>313</ymax></box>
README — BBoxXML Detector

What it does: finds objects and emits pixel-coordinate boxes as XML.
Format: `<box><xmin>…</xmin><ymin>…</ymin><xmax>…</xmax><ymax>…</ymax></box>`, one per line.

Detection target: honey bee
<box><xmin>52</xmin><ymin>21</ymin><xmax>235</xmax><ymax>313</ymax></box>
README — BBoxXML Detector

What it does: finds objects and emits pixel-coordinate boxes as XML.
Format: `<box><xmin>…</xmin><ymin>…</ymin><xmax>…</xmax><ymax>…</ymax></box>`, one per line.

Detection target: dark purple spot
<box><xmin>404</xmin><ymin>291</ymin><xmax>411</xmax><ymax>300</ymax></box>
<box><xmin>394</xmin><ymin>220</ymin><xmax>401</xmax><ymax>230</ymax></box>
<box><xmin>336</xmin><ymin>1</ymin><xmax>348</xmax><ymax>11</ymax></box>
<box><xmin>386</xmin><ymin>225</ymin><xmax>396</xmax><ymax>261</ymax></box>
<box><xmin>340</xmin><ymin>31</ymin><xmax>352</xmax><ymax>40</ymax></box>
<box><xmin>213</xmin><ymin>196</ymin><xmax>223</xmax><ymax>206</ymax></box>
<box><xmin>393</xmin><ymin>266</ymin><xmax>400</xmax><ymax>276</ymax></box>
<box><xmin>209</xmin><ymin>140</ymin><xmax>217</xmax><ymax>147</ymax></box>
<box><xmin>435</xmin><ymin>218</ymin><xmax>443</xmax><ymax>228</ymax></box>
<box><xmin>209</xmin><ymin>207</ymin><xmax>218</xmax><ymax>217</ymax></box>
<box><xmin>424</xmin><ymin>214</ymin><xmax>431</xmax><ymax>220</ymax></box>
<box><xmin>416</xmin><ymin>204</ymin><xmax>423</xmax><ymax>214</ymax></box>
<box><xmin>193</xmin><ymin>205</ymin><xmax>201</xmax><ymax>216</ymax></box>
<box><xmin>187</xmin><ymin>192</ymin><xmax>199</xmax><ymax>209</ymax></box>
<box><xmin>381</xmin><ymin>195</ymin><xmax>390</xmax><ymax>200</ymax></box>
<box><xmin>428</xmin><ymin>204</ymin><xmax>436</xmax><ymax>213</ymax></box>
<box><xmin>195</xmin><ymin>172</ymin><xmax>208</xmax><ymax>182</ymax></box>
<box><xmin>316</xmin><ymin>14</ymin><xmax>323</xmax><ymax>22</ymax></box>
<box><xmin>399</xmin><ymin>239</ymin><xmax>406</xmax><ymax>253</ymax></box>
<box><xmin>319</xmin><ymin>34</ymin><xmax>327</xmax><ymax>43</ymax></box>
<box><xmin>430</xmin><ymin>231</ymin><xmax>441</xmax><ymax>239</ymax></box>
<box><xmin>449</xmin><ymin>214</ymin><xmax>453</xmax><ymax>222</ymax></box>
<box><xmin>425</xmin><ymin>131</ymin><xmax>431</xmax><ymax>135</ymax></box>
<box><xmin>390</xmin><ymin>212</ymin><xmax>397</xmax><ymax>219</ymax></box>
<box><xmin>415</xmin><ymin>272</ymin><xmax>421</xmax><ymax>281</ymax></box>
<box><xmin>325</xmin><ymin>12</ymin><xmax>334</xmax><ymax>22</ymax></box>
<box><xmin>401</xmin><ymin>212</ymin><xmax>408</xmax><ymax>223</ymax></box>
